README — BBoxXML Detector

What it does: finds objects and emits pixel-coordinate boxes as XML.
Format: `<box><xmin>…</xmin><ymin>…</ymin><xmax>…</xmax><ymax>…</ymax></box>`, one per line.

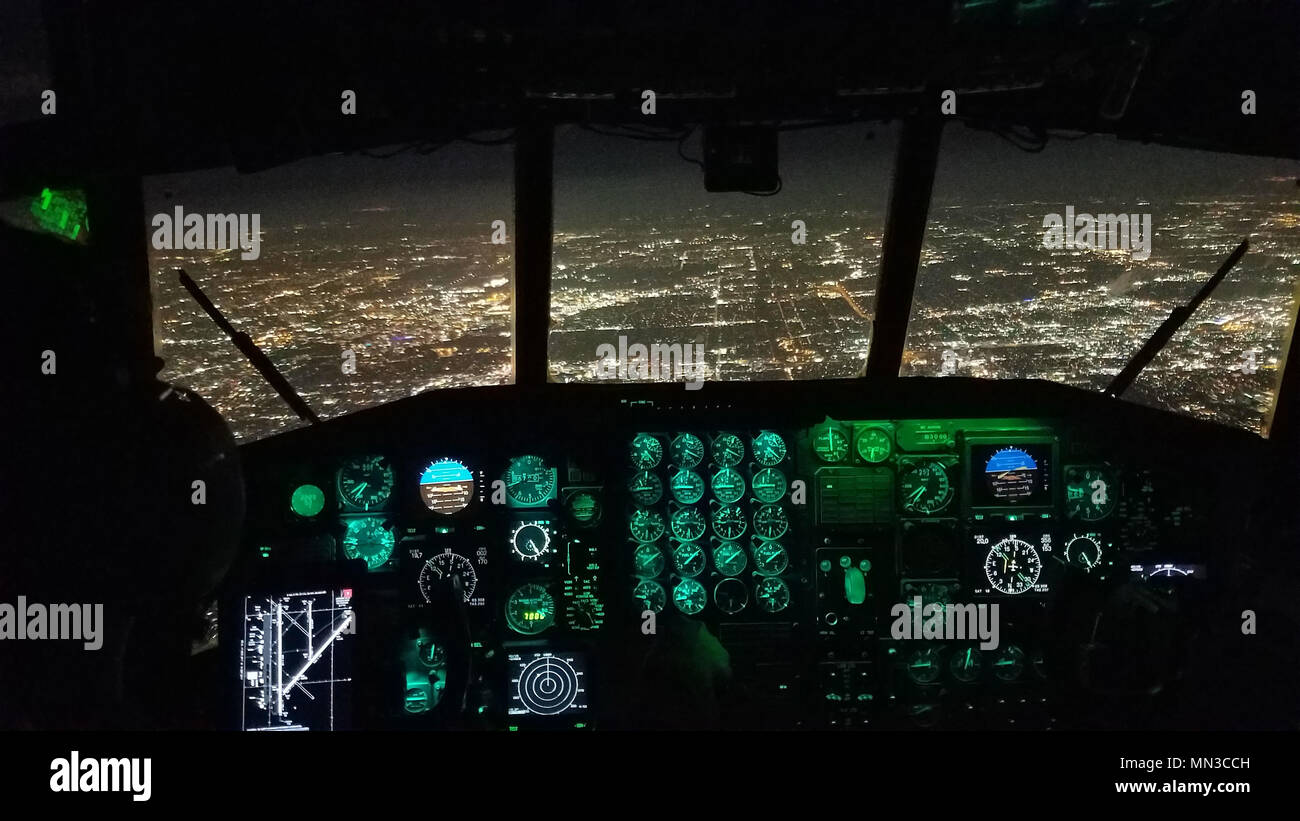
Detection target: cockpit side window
<box><xmin>145</xmin><ymin>143</ymin><xmax>515</xmax><ymax>442</ymax></box>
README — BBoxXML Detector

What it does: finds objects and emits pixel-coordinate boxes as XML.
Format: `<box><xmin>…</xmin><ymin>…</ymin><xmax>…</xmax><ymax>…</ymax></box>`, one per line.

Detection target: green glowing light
<box><xmin>291</xmin><ymin>483</ymin><xmax>326</xmax><ymax>517</ymax></box>
<box><xmin>258</xmin><ymin>545</ymin><xmax>273</xmax><ymax>559</ymax></box>
<box><xmin>30</xmin><ymin>188</ymin><xmax>88</xmax><ymax>241</ymax></box>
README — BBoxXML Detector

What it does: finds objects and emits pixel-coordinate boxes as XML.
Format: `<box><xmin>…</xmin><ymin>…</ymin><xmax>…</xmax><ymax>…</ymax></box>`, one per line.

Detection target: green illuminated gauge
<box><xmin>855</xmin><ymin>427</ymin><xmax>893</xmax><ymax>464</ymax></box>
<box><xmin>899</xmin><ymin>461</ymin><xmax>953</xmax><ymax>514</ymax></box>
<box><xmin>505</xmin><ymin>583</ymin><xmax>556</xmax><ymax>635</ymax></box>
<box><xmin>291</xmin><ymin>483</ymin><xmax>326</xmax><ymax>518</ymax></box>
<box><xmin>752</xmin><ymin>431</ymin><xmax>787</xmax><ymax>466</ymax></box>
<box><xmin>712</xmin><ymin>504</ymin><xmax>747</xmax><ymax>540</ymax></box>
<box><xmin>751</xmin><ymin>467</ymin><xmax>787</xmax><ymax>504</ymax></box>
<box><xmin>710</xmin><ymin>468</ymin><xmax>746</xmax><ymax>504</ymax></box>
<box><xmin>1064</xmin><ymin>533</ymin><xmax>1103</xmax><ymax>572</ymax></box>
<box><xmin>633</xmin><ymin>543</ymin><xmax>666</xmax><ymax>578</ymax></box>
<box><xmin>504</xmin><ymin>455</ymin><xmax>555</xmax><ymax>507</ymax></box>
<box><xmin>566</xmin><ymin>491</ymin><xmax>602</xmax><ymax>527</ymax></box>
<box><xmin>510</xmin><ymin>521</ymin><xmax>551</xmax><ymax>561</ymax></box>
<box><xmin>907</xmin><ymin>647</ymin><xmax>942</xmax><ymax>684</ymax></box>
<box><xmin>983</xmin><ymin>537</ymin><xmax>1041</xmax><ymax>595</ymax></box>
<box><xmin>672</xmin><ymin>543</ymin><xmax>707</xmax><ymax>577</ymax></box>
<box><xmin>992</xmin><ymin>645</ymin><xmax>1026</xmax><ymax>682</ymax></box>
<box><xmin>671</xmin><ymin>507</ymin><xmax>707</xmax><ymax>542</ymax></box>
<box><xmin>673</xmin><ymin>578</ymin><xmax>707</xmax><ymax>615</ymax></box>
<box><xmin>713</xmin><ymin>578</ymin><xmax>748</xmax><ymax>615</ymax></box>
<box><xmin>712</xmin><ymin>542</ymin><xmax>748</xmax><ymax>576</ymax></box>
<box><xmin>812</xmin><ymin>424</ymin><xmax>850</xmax><ymax>464</ymax></box>
<box><xmin>630</xmin><ymin>433</ymin><xmax>663</xmax><ymax>470</ymax></box>
<box><xmin>669</xmin><ymin>469</ymin><xmax>705</xmax><ymax>504</ymax></box>
<box><xmin>753</xmin><ymin>504</ymin><xmax>789</xmax><ymax>541</ymax></box>
<box><xmin>340</xmin><ymin>517</ymin><xmax>395</xmax><ymax>570</ymax></box>
<box><xmin>337</xmin><ymin>454</ymin><xmax>394</xmax><ymax>510</ymax></box>
<box><xmin>752</xmin><ymin>541</ymin><xmax>790</xmax><ymax>576</ymax></box>
<box><xmin>712</xmin><ymin>433</ymin><xmax>745</xmax><ymax>467</ymax></box>
<box><xmin>629</xmin><ymin>509</ymin><xmax>665</xmax><ymax>543</ymax></box>
<box><xmin>754</xmin><ymin>577</ymin><xmax>791</xmax><ymax>614</ymax></box>
<box><xmin>1065</xmin><ymin>465</ymin><xmax>1119</xmax><ymax>521</ymax></box>
<box><xmin>634</xmin><ymin>580</ymin><xmax>667</xmax><ymax>613</ymax></box>
<box><xmin>628</xmin><ymin>471</ymin><xmax>664</xmax><ymax>506</ymax></box>
<box><xmin>949</xmin><ymin>647</ymin><xmax>982</xmax><ymax>683</ymax></box>
<box><xmin>566</xmin><ymin>591</ymin><xmax>605</xmax><ymax>631</ymax></box>
<box><xmin>670</xmin><ymin>433</ymin><xmax>704</xmax><ymax>468</ymax></box>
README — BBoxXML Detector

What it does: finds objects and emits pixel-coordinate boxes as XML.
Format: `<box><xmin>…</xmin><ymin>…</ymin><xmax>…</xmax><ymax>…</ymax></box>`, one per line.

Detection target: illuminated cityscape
<box><xmin>149</xmin><ymin>136</ymin><xmax>1299</xmax><ymax>442</ymax></box>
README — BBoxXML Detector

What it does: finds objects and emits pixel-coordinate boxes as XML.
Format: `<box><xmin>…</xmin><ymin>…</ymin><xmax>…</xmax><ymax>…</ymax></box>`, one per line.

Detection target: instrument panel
<box><xmin>233</xmin><ymin>383</ymin><xmax>1247</xmax><ymax>730</ymax></box>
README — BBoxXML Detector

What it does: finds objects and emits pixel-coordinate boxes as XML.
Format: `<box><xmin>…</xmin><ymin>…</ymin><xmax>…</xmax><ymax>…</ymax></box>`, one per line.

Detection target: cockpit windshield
<box><xmin>146</xmin><ymin>142</ymin><xmax>515</xmax><ymax>441</ymax></box>
<box><xmin>903</xmin><ymin>127</ymin><xmax>1300</xmax><ymax>435</ymax></box>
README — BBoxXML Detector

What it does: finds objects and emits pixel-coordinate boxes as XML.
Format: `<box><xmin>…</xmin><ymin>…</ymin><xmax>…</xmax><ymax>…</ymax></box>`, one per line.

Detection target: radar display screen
<box><xmin>967</xmin><ymin>440</ymin><xmax>1054</xmax><ymax>509</ymax></box>
<box><xmin>508</xmin><ymin>651</ymin><xmax>589</xmax><ymax>718</ymax></box>
<box><xmin>239</xmin><ymin>589</ymin><xmax>355</xmax><ymax>731</ymax></box>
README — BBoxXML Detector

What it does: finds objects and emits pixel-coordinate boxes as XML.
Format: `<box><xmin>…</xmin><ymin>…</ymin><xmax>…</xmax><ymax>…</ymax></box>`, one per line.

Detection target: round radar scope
<box><xmin>419</xmin><ymin>459</ymin><xmax>475</xmax><ymax>514</ymax></box>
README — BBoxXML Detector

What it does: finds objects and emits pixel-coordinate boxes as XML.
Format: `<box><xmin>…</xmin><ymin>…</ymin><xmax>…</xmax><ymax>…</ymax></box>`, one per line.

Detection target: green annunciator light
<box><xmin>30</xmin><ymin>188</ymin><xmax>88</xmax><ymax>241</ymax></box>
<box><xmin>291</xmin><ymin>483</ymin><xmax>326</xmax><ymax>517</ymax></box>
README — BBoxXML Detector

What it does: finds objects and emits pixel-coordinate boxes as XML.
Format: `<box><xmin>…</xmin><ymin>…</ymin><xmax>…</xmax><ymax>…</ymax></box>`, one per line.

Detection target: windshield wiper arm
<box><xmin>1106</xmin><ymin>238</ymin><xmax>1249</xmax><ymax>399</ymax></box>
<box><xmin>177</xmin><ymin>268</ymin><xmax>321</xmax><ymax>424</ymax></box>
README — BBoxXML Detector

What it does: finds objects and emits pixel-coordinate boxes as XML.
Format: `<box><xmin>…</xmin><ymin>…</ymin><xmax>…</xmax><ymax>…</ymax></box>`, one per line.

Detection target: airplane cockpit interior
<box><xmin>5</xmin><ymin>0</ymin><xmax>1300</xmax><ymax>757</ymax></box>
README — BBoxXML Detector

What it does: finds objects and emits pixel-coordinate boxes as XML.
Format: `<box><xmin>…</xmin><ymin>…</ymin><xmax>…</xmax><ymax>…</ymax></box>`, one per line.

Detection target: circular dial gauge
<box><xmin>669</xmin><ymin>469</ymin><xmax>705</xmax><ymax>505</ymax></box>
<box><xmin>628</xmin><ymin>471</ymin><xmax>664</xmax><ymax>506</ymax></box>
<box><xmin>337</xmin><ymin>454</ymin><xmax>394</xmax><ymax>510</ymax></box>
<box><xmin>566</xmin><ymin>594</ymin><xmax>604</xmax><ymax>631</ymax></box>
<box><xmin>418</xmin><ymin>551</ymin><xmax>477</xmax><ymax>603</ymax></box>
<box><xmin>812</xmin><ymin>425</ymin><xmax>849</xmax><ymax>464</ymax></box>
<box><xmin>993</xmin><ymin>645</ymin><xmax>1026</xmax><ymax>681</ymax></box>
<box><xmin>711</xmin><ymin>468</ymin><xmax>746</xmax><ymax>504</ymax></box>
<box><xmin>714</xmin><ymin>578</ymin><xmax>748</xmax><ymax>615</ymax></box>
<box><xmin>712</xmin><ymin>542</ymin><xmax>748</xmax><ymax>576</ymax></box>
<box><xmin>983</xmin><ymin>537</ymin><xmax>1042</xmax><ymax>594</ymax></box>
<box><xmin>899</xmin><ymin>461</ymin><xmax>953</xmax><ymax>514</ymax></box>
<box><xmin>984</xmin><ymin>447</ymin><xmax>1041</xmax><ymax>501</ymax></box>
<box><xmin>1065</xmin><ymin>534</ymin><xmax>1102</xmax><ymax>572</ymax></box>
<box><xmin>673</xmin><ymin>578</ymin><xmax>707</xmax><ymax>615</ymax></box>
<box><xmin>672</xmin><ymin>542</ymin><xmax>707</xmax><ymax>577</ymax></box>
<box><xmin>907</xmin><ymin>647</ymin><xmax>943</xmax><ymax>684</ymax></box>
<box><xmin>712</xmin><ymin>504</ymin><xmax>747</xmax><ymax>540</ymax></box>
<box><xmin>633</xmin><ymin>544</ymin><xmax>666</xmax><ymax>578</ymax></box>
<box><xmin>510</xmin><ymin>521</ymin><xmax>551</xmax><ymax>561</ymax></box>
<box><xmin>753</xmin><ymin>504</ymin><xmax>789</xmax><ymax>541</ymax></box>
<box><xmin>949</xmin><ymin>647</ymin><xmax>982</xmax><ymax>683</ymax></box>
<box><xmin>670</xmin><ymin>433</ymin><xmax>704</xmax><ymax>468</ymax></box>
<box><xmin>566</xmin><ymin>491</ymin><xmax>601</xmax><ymax>527</ymax></box>
<box><xmin>1065</xmin><ymin>466</ymin><xmax>1118</xmax><ymax>521</ymax></box>
<box><xmin>712</xmin><ymin>433</ymin><xmax>745</xmax><ymax>468</ymax></box>
<box><xmin>855</xmin><ymin>428</ymin><xmax>892</xmax><ymax>464</ymax></box>
<box><xmin>752</xmin><ymin>542</ymin><xmax>789</xmax><ymax>576</ymax></box>
<box><xmin>629</xmin><ymin>434</ymin><xmax>663</xmax><ymax>470</ymax></box>
<box><xmin>340</xmin><ymin>517</ymin><xmax>395</xmax><ymax>569</ymax></box>
<box><xmin>419</xmin><ymin>459</ymin><xmax>475</xmax><ymax>514</ymax></box>
<box><xmin>506</xmin><ymin>584</ymin><xmax>555</xmax><ymax>635</ymax></box>
<box><xmin>291</xmin><ymin>484</ymin><xmax>325</xmax><ymax>518</ymax></box>
<box><xmin>751</xmin><ymin>467</ymin><xmax>787</xmax><ymax>504</ymax></box>
<box><xmin>752</xmin><ymin>431</ymin><xmax>787</xmax><ymax>466</ymax></box>
<box><xmin>516</xmin><ymin>655</ymin><xmax>580</xmax><ymax>715</ymax></box>
<box><xmin>670</xmin><ymin>507</ymin><xmax>707</xmax><ymax>542</ymax></box>
<box><xmin>505</xmin><ymin>455</ymin><xmax>555</xmax><ymax>506</ymax></box>
<box><xmin>634</xmin><ymin>580</ymin><xmax>667</xmax><ymax>613</ymax></box>
<box><xmin>629</xmin><ymin>509</ymin><xmax>665</xmax><ymax>543</ymax></box>
<box><xmin>755</xmin><ymin>577</ymin><xmax>791</xmax><ymax>613</ymax></box>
